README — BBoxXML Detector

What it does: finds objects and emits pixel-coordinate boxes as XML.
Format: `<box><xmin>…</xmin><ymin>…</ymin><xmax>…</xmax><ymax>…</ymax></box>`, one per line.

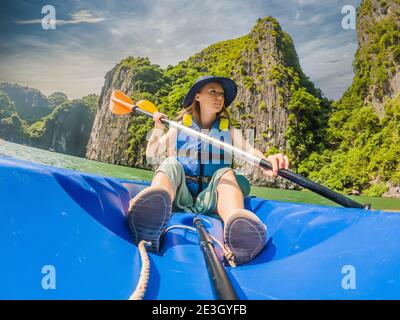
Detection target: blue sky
<box><xmin>0</xmin><ymin>0</ymin><xmax>360</xmax><ymax>100</ymax></box>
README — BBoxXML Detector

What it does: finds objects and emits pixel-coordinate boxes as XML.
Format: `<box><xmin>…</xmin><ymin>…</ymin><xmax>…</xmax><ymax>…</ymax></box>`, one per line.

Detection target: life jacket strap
<box><xmin>182</xmin><ymin>114</ymin><xmax>229</xmax><ymax>130</ymax></box>
<box><xmin>185</xmin><ymin>175</ymin><xmax>212</xmax><ymax>185</ymax></box>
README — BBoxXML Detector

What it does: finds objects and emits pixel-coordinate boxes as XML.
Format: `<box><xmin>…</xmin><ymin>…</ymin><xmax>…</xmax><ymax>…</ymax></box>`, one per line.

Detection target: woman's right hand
<box><xmin>153</xmin><ymin>112</ymin><xmax>167</xmax><ymax>130</ymax></box>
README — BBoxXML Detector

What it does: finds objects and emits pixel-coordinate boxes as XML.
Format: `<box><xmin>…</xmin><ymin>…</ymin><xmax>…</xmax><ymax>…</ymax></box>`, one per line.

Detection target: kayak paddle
<box><xmin>109</xmin><ymin>90</ymin><xmax>366</xmax><ymax>209</ymax></box>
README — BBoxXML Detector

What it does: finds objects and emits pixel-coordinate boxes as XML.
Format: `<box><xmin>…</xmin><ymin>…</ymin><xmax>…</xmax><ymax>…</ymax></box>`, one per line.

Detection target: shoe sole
<box><xmin>128</xmin><ymin>187</ymin><xmax>172</xmax><ymax>253</ymax></box>
<box><xmin>224</xmin><ymin>213</ymin><xmax>266</xmax><ymax>265</ymax></box>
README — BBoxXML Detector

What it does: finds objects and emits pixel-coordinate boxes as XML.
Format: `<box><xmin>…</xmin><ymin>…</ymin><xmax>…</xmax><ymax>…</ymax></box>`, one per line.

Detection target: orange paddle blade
<box><xmin>136</xmin><ymin>100</ymin><xmax>158</xmax><ymax>114</ymax></box>
<box><xmin>110</xmin><ymin>90</ymin><xmax>134</xmax><ymax>115</ymax></box>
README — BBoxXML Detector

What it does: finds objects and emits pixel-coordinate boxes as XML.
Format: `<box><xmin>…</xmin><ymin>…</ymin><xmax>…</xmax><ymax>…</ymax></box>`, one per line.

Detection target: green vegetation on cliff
<box><xmin>299</xmin><ymin>94</ymin><xmax>400</xmax><ymax>196</ymax></box>
<box><xmin>115</xmin><ymin>57</ymin><xmax>171</xmax><ymax>164</ymax></box>
<box><xmin>298</xmin><ymin>0</ymin><xmax>400</xmax><ymax>196</ymax></box>
<box><xmin>48</xmin><ymin>92</ymin><xmax>68</xmax><ymax>107</ymax></box>
<box><xmin>0</xmin><ymin>86</ymin><xmax>98</xmax><ymax>157</ymax></box>
<box><xmin>0</xmin><ymin>93</ymin><xmax>27</xmax><ymax>142</ymax></box>
<box><xmin>356</xmin><ymin>0</ymin><xmax>400</xmax><ymax>100</ymax></box>
<box><xmin>0</xmin><ymin>83</ymin><xmax>52</xmax><ymax>123</ymax></box>
<box><xmin>26</xmin><ymin>95</ymin><xmax>98</xmax><ymax>156</ymax></box>
<box><xmin>0</xmin><ymin>93</ymin><xmax>16</xmax><ymax>117</ymax></box>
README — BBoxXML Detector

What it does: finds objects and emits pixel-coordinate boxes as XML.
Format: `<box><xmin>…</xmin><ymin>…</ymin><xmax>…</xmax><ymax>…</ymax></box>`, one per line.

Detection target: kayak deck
<box><xmin>1</xmin><ymin>156</ymin><xmax>399</xmax><ymax>299</ymax></box>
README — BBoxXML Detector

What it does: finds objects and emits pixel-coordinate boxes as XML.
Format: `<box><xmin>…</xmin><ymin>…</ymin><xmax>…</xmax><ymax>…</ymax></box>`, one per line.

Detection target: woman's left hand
<box><xmin>261</xmin><ymin>153</ymin><xmax>289</xmax><ymax>178</ymax></box>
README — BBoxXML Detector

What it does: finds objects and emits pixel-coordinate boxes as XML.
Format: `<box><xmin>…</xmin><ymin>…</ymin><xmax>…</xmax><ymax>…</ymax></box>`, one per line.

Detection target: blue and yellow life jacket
<box><xmin>176</xmin><ymin>114</ymin><xmax>232</xmax><ymax>196</ymax></box>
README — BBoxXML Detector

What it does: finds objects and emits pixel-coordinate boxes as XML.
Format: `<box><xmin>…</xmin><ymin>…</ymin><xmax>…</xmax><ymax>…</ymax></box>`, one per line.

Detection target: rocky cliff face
<box><xmin>86</xmin><ymin>57</ymin><xmax>167</xmax><ymax>166</ymax></box>
<box><xmin>86</xmin><ymin>63</ymin><xmax>140</xmax><ymax>165</ymax></box>
<box><xmin>27</xmin><ymin>95</ymin><xmax>97</xmax><ymax>157</ymax></box>
<box><xmin>87</xmin><ymin>17</ymin><xmax>328</xmax><ymax>187</ymax></box>
<box><xmin>356</xmin><ymin>0</ymin><xmax>400</xmax><ymax>117</ymax></box>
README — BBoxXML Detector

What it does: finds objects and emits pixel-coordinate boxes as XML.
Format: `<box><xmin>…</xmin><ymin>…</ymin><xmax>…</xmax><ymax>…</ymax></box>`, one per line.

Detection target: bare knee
<box><xmin>215</xmin><ymin>170</ymin><xmax>244</xmax><ymax>218</ymax></box>
<box><xmin>217</xmin><ymin>169</ymin><xmax>240</xmax><ymax>192</ymax></box>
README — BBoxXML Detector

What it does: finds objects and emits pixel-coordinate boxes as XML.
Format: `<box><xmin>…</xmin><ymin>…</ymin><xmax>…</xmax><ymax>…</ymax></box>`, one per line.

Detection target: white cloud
<box><xmin>4</xmin><ymin>1</ymin><xmax>360</xmax><ymax>100</ymax></box>
<box><xmin>292</xmin><ymin>12</ymin><xmax>328</xmax><ymax>26</ymax></box>
<box><xmin>104</xmin><ymin>0</ymin><xmax>260</xmax><ymax>67</ymax></box>
<box><xmin>14</xmin><ymin>9</ymin><xmax>106</xmax><ymax>26</ymax></box>
<box><xmin>0</xmin><ymin>50</ymin><xmax>109</xmax><ymax>98</ymax></box>
<box><xmin>297</xmin><ymin>34</ymin><xmax>358</xmax><ymax>99</ymax></box>
<box><xmin>293</xmin><ymin>0</ymin><xmax>321</xmax><ymax>4</ymax></box>
<box><xmin>13</xmin><ymin>19</ymin><xmax>42</xmax><ymax>25</ymax></box>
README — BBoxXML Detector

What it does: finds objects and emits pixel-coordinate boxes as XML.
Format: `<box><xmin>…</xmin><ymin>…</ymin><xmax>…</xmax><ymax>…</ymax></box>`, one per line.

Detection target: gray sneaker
<box><xmin>224</xmin><ymin>209</ymin><xmax>267</xmax><ymax>266</ymax></box>
<box><xmin>128</xmin><ymin>186</ymin><xmax>172</xmax><ymax>253</ymax></box>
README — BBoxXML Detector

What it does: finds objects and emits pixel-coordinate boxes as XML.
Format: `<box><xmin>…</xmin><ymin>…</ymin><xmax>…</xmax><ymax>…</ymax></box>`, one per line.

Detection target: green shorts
<box><xmin>155</xmin><ymin>157</ymin><xmax>251</xmax><ymax>215</ymax></box>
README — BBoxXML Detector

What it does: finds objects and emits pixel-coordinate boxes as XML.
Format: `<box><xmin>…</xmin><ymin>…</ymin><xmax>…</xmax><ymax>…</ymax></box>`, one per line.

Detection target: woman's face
<box><xmin>195</xmin><ymin>82</ymin><xmax>225</xmax><ymax>115</ymax></box>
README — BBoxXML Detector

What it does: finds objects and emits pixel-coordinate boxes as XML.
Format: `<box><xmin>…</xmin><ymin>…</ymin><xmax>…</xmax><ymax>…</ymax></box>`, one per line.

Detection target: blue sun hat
<box><xmin>183</xmin><ymin>76</ymin><xmax>237</xmax><ymax>107</ymax></box>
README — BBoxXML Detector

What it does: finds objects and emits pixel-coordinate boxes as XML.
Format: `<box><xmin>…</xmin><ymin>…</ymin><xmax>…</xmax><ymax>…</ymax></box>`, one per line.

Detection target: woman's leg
<box><xmin>128</xmin><ymin>158</ymin><xmax>181</xmax><ymax>252</ymax></box>
<box><xmin>215</xmin><ymin>169</ymin><xmax>244</xmax><ymax>222</ymax></box>
<box><xmin>215</xmin><ymin>169</ymin><xmax>266</xmax><ymax>265</ymax></box>
<box><xmin>151</xmin><ymin>171</ymin><xmax>176</xmax><ymax>201</ymax></box>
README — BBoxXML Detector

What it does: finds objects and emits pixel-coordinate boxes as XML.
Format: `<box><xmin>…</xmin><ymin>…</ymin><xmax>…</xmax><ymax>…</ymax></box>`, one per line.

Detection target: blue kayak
<box><xmin>1</xmin><ymin>156</ymin><xmax>399</xmax><ymax>300</ymax></box>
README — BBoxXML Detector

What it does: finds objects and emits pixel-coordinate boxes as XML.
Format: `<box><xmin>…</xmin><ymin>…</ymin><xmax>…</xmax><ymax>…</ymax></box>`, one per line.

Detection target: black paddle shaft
<box><xmin>134</xmin><ymin>107</ymin><xmax>365</xmax><ymax>209</ymax></box>
<box><xmin>259</xmin><ymin>159</ymin><xmax>365</xmax><ymax>209</ymax></box>
<box><xmin>193</xmin><ymin>217</ymin><xmax>238</xmax><ymax>300</ymax></box>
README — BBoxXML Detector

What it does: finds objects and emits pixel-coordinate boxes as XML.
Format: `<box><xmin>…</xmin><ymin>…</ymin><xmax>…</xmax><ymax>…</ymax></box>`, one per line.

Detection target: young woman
<box><xmin>128</xmin><ymin>76</ymin><xmax>289</xmax><ymax>265</ymax></box>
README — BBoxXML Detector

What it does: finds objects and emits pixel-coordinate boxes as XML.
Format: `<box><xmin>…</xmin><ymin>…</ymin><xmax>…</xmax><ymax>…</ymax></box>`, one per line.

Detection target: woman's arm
<box><xmin>231</xmin><ymin>127</ymin><xmax>289</xmax><ymax>177</ymax></box>
<box><xmin>146</xmin><ymin>116</ymin><xmax>177</xmax><ymax>163</ymax></box>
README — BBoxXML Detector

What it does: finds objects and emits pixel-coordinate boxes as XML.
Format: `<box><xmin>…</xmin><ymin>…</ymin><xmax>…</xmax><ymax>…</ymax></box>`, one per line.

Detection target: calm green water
<box><xmin>1</xmin><ymin>140</ymin><xmax>399</xmax><ymax>210</ymax></box>
<box><xmin>0</xmin><ymin>140</ymin><xmax>153</xmax><ymax>181</ymax></box>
